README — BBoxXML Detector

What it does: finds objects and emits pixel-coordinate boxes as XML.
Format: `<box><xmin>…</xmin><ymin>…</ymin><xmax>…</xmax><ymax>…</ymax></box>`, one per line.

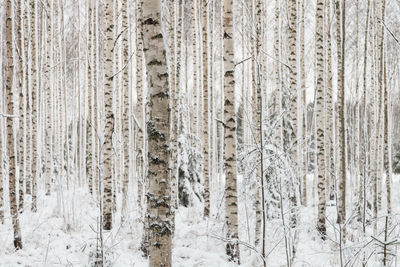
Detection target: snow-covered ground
<box><xmin>1</xmin><ymin>174</ymin><xmax>399</xmax><ymax>266</ymax></box>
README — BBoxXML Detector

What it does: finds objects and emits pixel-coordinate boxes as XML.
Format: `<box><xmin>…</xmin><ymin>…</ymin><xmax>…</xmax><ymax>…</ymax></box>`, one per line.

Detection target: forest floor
<box><xmin>0</xmin><ymin>174</ymin><xmax>399</xmax><ymax>266</ymax></box>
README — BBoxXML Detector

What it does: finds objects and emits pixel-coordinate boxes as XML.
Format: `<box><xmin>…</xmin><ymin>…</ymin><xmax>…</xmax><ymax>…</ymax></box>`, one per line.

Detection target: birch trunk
<box><xmin>254</xmin><ymin>0</ymin><xmax>262</xmax><ymax>249</ymax></box>
<box><xmin>335</xmin><ymin>0</ymin><xmax>346</xmax><ymax>225</ymax></box>
<box><xmin>273</xmin><ymin>0</ymin><xmax>281</xmax><ymax>149</ymax></box>
<box><xmin>369</xmin><ymin>3</ymin><xmax>377</xmax><ymax>231</ymax></box>
<box><xmin>136</xmin><ymin>0</ymin><xmax>145</xmax><ymax>214</ymax></box>
<box><xmin>87</xmin><ymin>0</ymin><xmax>95</xmax><ymax>195</ymax></box>
<box><xmin>6</xmin><ymin>0</ymin><xmax>23</xmax><ymax>249</ymax></box>
<box><xmin>202</xmin><ymin>0</ymin><xmax>210</xmax><ymax>218</ymax></box>
<box><xmin>383</xmin><ymin>52</ymin><xmax>391</xmax><ymax>215</ymax></box>
<box><xmin>223</xmin><ymin>0</ymin><xmax>240</xmax><ymax>263</ymax></box>
<box><xmin>17</xmin><ymin>0</ymin><xmax>25</xmax><ymax>212</ymax></box>
<box><xmin>288</xmin><ymin>0</ymin><xmax>298</xmax><ymax>244</ymax></box>
<box><xmin>325</xmin><ymin>0</ymin><xmax>335</xmax><ymax>201</ymax></box>
<box><xmin>315</xmin><ymin>0</ymin><xmax>327</xmax><ymax>238</ymax></box>
<box><xmin>103</xmin><ymin>0</ymin><xmax>115</xmax><ymax>231</ymax></box>
<box><xmin>44</xmin><ymin>0</ymin><xmax>53</xmax><ymax>196</ymax></box>
<box><xmin>192</xmin><ymin>0</ymin><xmax>198</xmax><ymax>138</ymax></box>
<box><xmin>300</xmin><ymin>0</ymin><xmax>307</xmax><ymax>206</ymax></box>
<box><xmin>142</xmin><ymin>0</ymin><xmax>173</xmax><ymax>265</ymax></box>
<box><xmin>25</xmin><ymin>0</ymin><xmax>31</xmax><ymax>196</ymax></box>
<box><xmin>359</xmin><ymin>0</ymin><xmax>370</xmax><ymax>230</ymax></box>
<box><xmin>30</xmin><ymin>0</ymin><xmax>38</xmax><ymax>212</ymax></box>
<box><xmin>354</xmin><ymin>0</ymin><xmax>360</xmax><ymax>201</ymax></box>
<box><xmin>121</xmin><ymin>0</ymin><xmax>130</xmax><ymax>220</ymax></box>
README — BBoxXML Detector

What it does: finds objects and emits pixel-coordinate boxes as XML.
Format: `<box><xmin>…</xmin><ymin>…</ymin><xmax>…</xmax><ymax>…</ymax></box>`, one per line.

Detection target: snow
<box><xmin>0</xmin><ymin>174</ymin><xmax>399</xmax><ymax>266</ymax></box>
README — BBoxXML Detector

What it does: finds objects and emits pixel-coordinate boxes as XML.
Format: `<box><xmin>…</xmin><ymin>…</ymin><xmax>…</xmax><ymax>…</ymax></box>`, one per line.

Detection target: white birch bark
<box><xmin>102</xmin><ymin>0</ymin><xmax>115</xmax><ymax>231</ymax></box>
<box><xmin>16</xmin><ymin>0</ymin><xmax>25</xmax><ymax>212</ymax></box>
<box><xmin>335</xmin><ymin>0</ymin><xmax>346</xmax><ymax>225</ymax></box>
<box><xmin>30</xmin><ymin>0</ymin><xmax>38</xmax><ymax>212</ymax></box>
<box><xmin>223</xmin><ymin>0</ymin><xmax>240</xmax><ymax>263</ymax></box>
<box><xmin>6</xmin><ymin>0</ymin><xmax>23</xmax><ymax>249</ymax></box>
<box><xmin>315</xmin><ymin>0</ymin><xmax>327</xmax><ymax>238</ymax></box>
<box><xmin>202</xmin><ymin>0</ymin><xmax>210</xmax><ymax>218</ymax></box>
<box><xmin>142</xmin><ymin>0</ymin><xmax>173</xmax><ymax>265</ymax></box>
<box><xmin>300</xmin><ymin>0</ymin><xmax>307</xmax><ymax>206</ymax></box>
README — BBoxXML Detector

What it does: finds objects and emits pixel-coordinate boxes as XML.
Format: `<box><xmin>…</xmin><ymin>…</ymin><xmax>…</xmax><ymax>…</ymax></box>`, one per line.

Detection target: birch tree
<box><xmin>335</xmin><ymin>0</ymin><xmax>346</xmax><ymax>226</ymax></box>
<box><xmin>142</xmin><ymin>0</ymin><xmax>173</xmax><ymax>265</ymax></box>
<box><xmin>223</xmin><ymin>0</ymin><xmax>239</xmax><ymax>262</ymax></box>
<box><xmin>103</xmin><ymin>0</ymin><xmax>115</xmax><ymax>231</ymax></box>
<box><xmin>17</xmin><ymin>0</ymin><xmax>25</xmax><ymax>212</ymax></box>
<box><xmin>202</xmin><ymin>0</ymin><xmax>210</xmax><ymax>218</ymax></box>
<box><xmin>5</xmin><ymin>0</ymin><xmax>22</xmax><ymax>249</ymax></box>
<box><xmin>300</xmin><ymin>0</ymin><xmax>307</xmax><ymax>206</ymax></box>
<box><xmin>135</xmin><ymin>0</ymin><xmax>145</xmax><ymax>213</ymax></box>
<box><xmin>30</xmin><ymin>0</ymin><xmax>38</xmax><ymax>212</ymax></box>
<box><xmin>121</xmin><ymin>0</ymin><xmax>131</xmax><ymax>220</ymax></box>
<box><xmin>325</xmin><ymin>0</ymin><xmax>335</xmax><ymax>201</ymax></box>
<box><xmin>315</xmin><ymin>0</ymin><xmax>327</xmax><ymax>238</ymax></box>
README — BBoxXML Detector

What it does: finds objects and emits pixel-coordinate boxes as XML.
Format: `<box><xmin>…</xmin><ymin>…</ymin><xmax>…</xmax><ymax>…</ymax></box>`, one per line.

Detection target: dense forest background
<box><xmin>1</xmin><ymin>0</ymin><xmax>400</xmax><ymax>266</ymax></box>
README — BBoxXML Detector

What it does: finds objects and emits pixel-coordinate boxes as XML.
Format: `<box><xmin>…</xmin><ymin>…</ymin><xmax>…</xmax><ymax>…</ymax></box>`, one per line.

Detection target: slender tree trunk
<box><xmin>354</xmin><ymin>0</ymin><xmax>360</xmax><ymax>208</ymax></box>
<box><xmin>135</xmin><ymin>0</ymin><xmax>145</xmax><ymax>215</ymax></box>
<box><xmin>383</xmin><ymin>52</ymin><xmax>391</xmax><ymax>216</ymax></box>
<box><xmin>169</xmin><ymin>0</ymin><xmax>183</xmax><ymax>211</ymax></box>
<box><xmin>30</xmin><ymin>0</ymin><xmax>38</xmax><ymax>212</ymax></box>
<box><xmin>300</xmin><ymin>0</ymin><xmax>307</xmax><ymax>206</ymax></box>
<box><xmin>325</xmin><ymin>0</ymin><xmax>335</xmax><ymax>201</ymax></box>
<box><xmin>288</xmin><ymin>1</ymin><xmax>298</xmax><ymax>253</ymax></box>
<box><xmin>359</xmin><ymin>0</ymin><xmax>370</xmax><ymax>230</ymax></box>
<box><xmin>254</xmin><ymin>0</ymin><xmax>261</xmax><ymax>249</ymax></box>
<box><xmin>369</xmin><ymin>2</ymin><xmax>378</xmax><ymax>232</ymax></box>
<box><xmin>23</xmin><ymin>0</ymin><xmax>30</xmax><ymax>194</ymax></box>
<box><xmin>121</xmin><ymin>0</ymin><xmax>131</xmax><ymax>220</ymax></box>
<box><xmin>192</xmin><ymin>0</ymin><xmax>198</xmax><ymax>138</ymax></box>
<box><xmin>16</xmin><ymin>0</ymin><xmax>25</xmax><ymax>213</ymax></box>
<box><xmin>335</xmin><ymin>0</ymin><xmax>346</xmax><ymax>226</ymax></box>
<box><xmin>44</xmin><ymin>0</ymin><xmax>53</xmax><ymax>196</ymax></box>
<box><xmin>255</xmin><ymin>0</ymin><xmax>266</xmax><ymax>263</ymax></box>
<box><xmin>142</xmin><ymin>0</ymin><xmax>173</xmax><ymax>265</ymax></box>
<box><xmin>315</xmin><ymin>0</ymin><xmax>327</xmax><ymax>239</ymax></box>
<box><xmin>374</xmin><ymin>0</ymin><xmax>386</xmax><ymax>217</ymax></box>
<box><xmin>223</xmin><ymin>0</ymin><xmax>240</xmax><ymax>263</ymax></box>
<box><xmin>87</xmin><ymin>0</ymin><xmax>94</xmax><ymax>195</ymax></box>
<box><xmin>6</xmin><ymin>0</ymin><xmax>23</xmax><ymax>249</ymax></box>
<box><xmin>273</xmin><ymin>0</ymin><xmax>281</xmax><ymax>149</ymax></box>
<box><xmin>103</xmin><ymin>0</ymin><xmax>115</xmax><ymax>231</ymax></box>
<box><xmin>202</xmin><ymin>0</ymin><xmax>210</xmax><ymax>218</ymax></box>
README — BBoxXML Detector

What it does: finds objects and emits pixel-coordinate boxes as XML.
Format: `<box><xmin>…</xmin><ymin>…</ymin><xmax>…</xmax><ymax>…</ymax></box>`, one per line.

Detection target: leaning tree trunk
<box><xmin>223</xmin><ymin>0</ymin><xmax>240</xmax><ymax>263</ymax></box>
<box><xmin>5</xmin><ymin>0</ymin><xmax>23</xmax><ymax>249</ymax></box>
<box><xmin>103</xmin><ymin>0</ymin><xmax>115</xmax><ymax>231</ymax></box>
<box><xmin>142</xmin><ymin>0</ymin><xmax>173</xmax><ymax>266</ymax></box>
<box><xmin>315</xmin><ymin>0</ymin><xmax>327</xmax><ymax>239</ymax></box>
